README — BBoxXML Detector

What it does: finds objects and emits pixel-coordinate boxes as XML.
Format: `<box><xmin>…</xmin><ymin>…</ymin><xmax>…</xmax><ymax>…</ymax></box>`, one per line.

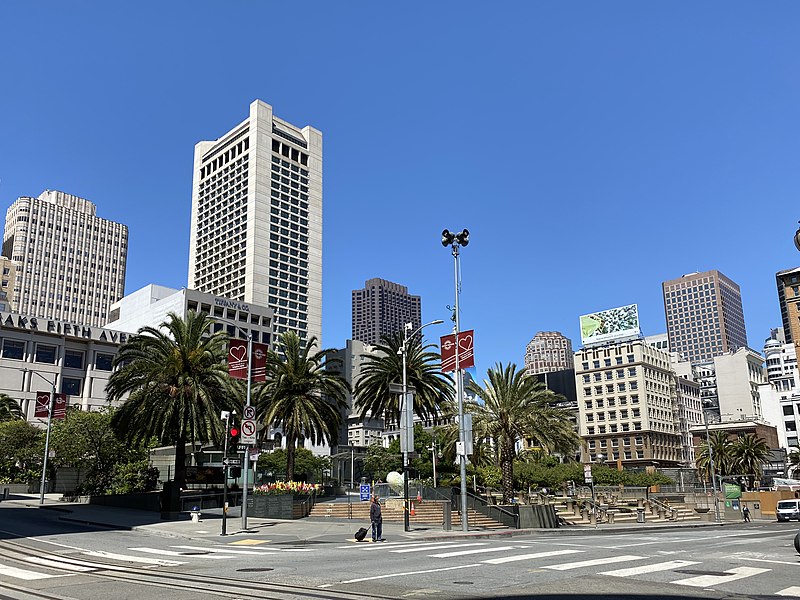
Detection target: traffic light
<box><xmin>230</xmin><ymin>466</ymin><xmax>242</xmax><ymax>479</ymax></box>
<box><xmin>229</xmin><ymin>423</ymin><xmax>240</xmax><ymax>447</ymax></box>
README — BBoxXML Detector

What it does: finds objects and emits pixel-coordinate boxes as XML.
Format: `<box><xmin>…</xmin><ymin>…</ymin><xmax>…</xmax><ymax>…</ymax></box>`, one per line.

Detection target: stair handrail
<box><xmin>649</xmin><ymin>497</ymin><xmax>678</xmax><ymax>519</ymax></box>
<box><xmin>451</xmin><ymin>488</ymin><xmax>519</xmax><ymax>529</ymax></box>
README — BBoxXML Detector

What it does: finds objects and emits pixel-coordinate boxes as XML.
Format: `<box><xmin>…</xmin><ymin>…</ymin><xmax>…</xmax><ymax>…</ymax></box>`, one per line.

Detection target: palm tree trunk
<box><xmin>285</xmin><ymin>429</ymin><xmax>295</xmax><ymax>481</ymax></box>
<box><xmin>500</xmin><ymin>439</ymin><xmax>514</xmax><ymax>504</ymax></box>
<box><xmin>174</xmin><ymin>436</ymin><xmax>187</xmax><ymax>489</ymax></box>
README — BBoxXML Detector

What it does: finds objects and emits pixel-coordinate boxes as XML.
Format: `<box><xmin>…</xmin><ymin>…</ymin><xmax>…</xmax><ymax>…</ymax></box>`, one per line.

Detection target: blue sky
<box><xmin>2</xmin><ymin>2</ymin><xmax>800</xmax><ymax>377</ymax></box>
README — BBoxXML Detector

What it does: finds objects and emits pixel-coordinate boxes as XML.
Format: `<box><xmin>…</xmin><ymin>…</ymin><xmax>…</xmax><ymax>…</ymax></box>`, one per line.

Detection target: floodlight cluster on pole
<box><xmin>441</xmin><ymin>228</ymin><xmax>470</xmax><ymax>532</ymax></box>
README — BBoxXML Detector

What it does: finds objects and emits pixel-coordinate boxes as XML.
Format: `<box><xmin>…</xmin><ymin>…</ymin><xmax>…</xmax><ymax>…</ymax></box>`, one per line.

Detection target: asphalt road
<box><xmin>1</xmin><ymin>504</ymin><xmax>799</xmax><ymax>600</ymax></box>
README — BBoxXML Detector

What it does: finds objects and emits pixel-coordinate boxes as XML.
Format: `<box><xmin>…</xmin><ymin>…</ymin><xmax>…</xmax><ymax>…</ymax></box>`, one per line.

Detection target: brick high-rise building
<box><xmin>189</xmin><ymin>100</ymin><xmax>322</xmax><ymax>344</ymax></box>
<box><xmin>662</xmin><ymin>270</ymin><xmax>747</xmax><ymax>364</ymax></box>
<box><xmin>351</xmin><ymin>278</ymin><xmax>421</xmax><ymax>345</ymax></box>
<box><xmin>524</xmin><ymin>331</ymin><xmax>574</xmax><ymax>376</ymax></box>
<box><xmin>2</xmin><ymin>190</ymin><xmax>128</xmax><ymax>327</ymax></box>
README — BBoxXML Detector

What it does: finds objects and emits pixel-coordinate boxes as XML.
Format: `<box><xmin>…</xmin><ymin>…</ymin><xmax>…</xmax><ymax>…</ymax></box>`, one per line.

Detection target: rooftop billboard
<box><xmin>579</xmin><ymin>304</ymin><xmax>641</xmax><ymax>347</ymax></box>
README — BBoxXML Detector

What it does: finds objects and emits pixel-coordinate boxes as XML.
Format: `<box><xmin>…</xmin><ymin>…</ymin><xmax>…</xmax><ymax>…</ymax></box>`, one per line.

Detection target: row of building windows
<box><xmin>1</xmin><ymin>339</ymin><xmax>114</xmax><ymax>371</ymax></box>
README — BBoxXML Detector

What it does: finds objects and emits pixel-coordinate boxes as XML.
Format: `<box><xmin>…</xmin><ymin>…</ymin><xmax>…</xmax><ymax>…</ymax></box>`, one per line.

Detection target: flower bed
<box><xmin>253</xmin><ymin>481</ymin><xmax>321</xmax><ymax>496</ymax></box>
<box><xmin>249</xmin><ymin>481</ymin><xmax>320</xmax><ymax>519</ymax></box>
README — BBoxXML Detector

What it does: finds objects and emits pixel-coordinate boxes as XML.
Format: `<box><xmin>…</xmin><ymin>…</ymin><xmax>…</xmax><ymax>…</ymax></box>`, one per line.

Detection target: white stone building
<box><xmin>2</xmin><ymin>190</ymin><xmax>128</xmax><ymax>328</ymax></box>
<box><xmin>188</xmin><ymin>100</ymin><xmax>322</xmax><ymax>345</ymax></box>
<box><xmin>714</xmin><ymin>347</ymin><xmax>767</xmax><ymax>422</ymax></box>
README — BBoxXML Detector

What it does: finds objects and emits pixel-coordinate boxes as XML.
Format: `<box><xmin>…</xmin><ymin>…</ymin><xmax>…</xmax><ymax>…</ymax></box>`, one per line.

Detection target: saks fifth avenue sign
<box><xmin>0</xmin><ymin>312</ymin><xmax>130</xmax><ymax>344</ymax></box>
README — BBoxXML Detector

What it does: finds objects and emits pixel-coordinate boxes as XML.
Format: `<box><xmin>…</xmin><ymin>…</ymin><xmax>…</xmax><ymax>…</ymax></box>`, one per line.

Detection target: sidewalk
<box><xmin>1</xmin><ymin>494</ymin><xmax>748</xmax><ymax>544</ymax></box>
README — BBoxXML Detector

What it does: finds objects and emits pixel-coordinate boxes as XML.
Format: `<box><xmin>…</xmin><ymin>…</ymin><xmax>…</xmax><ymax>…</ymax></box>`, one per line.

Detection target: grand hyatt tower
<box><xmin>189</xmin><ymin>100</ymin><xmax>322</xmax><ymax>344</ymax></box>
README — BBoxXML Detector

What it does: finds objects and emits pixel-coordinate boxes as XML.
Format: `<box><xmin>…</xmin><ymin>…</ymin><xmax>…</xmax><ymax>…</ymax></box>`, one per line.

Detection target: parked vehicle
<box><xmin>795</xmin><ymin>529</ymin><xmax>800</xmax><ymax>554</ymax></box>
<box><xmin>776</xmin><ymin>499</ymin><xmax>800</xmax><ymax>522</ymax></box>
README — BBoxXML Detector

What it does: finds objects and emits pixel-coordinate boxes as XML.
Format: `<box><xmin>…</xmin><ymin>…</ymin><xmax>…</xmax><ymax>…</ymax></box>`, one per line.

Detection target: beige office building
<box><xmin>524</xmin><ymin>331</ymin><xmax>574</xmax><ymax>376</ymax></box>
<box><xmin>189</xmin><ymin>100</ymin><xmax>322</xmax><ymax>344</ymax></box>
<box><xmin>2</xmin><ymin>190</ymin><xmax>128</xmax><ymax>328</ymax></box>
<box><xmin>575</xmin><ymin>340</ymin><xmax>686</xmax><ymax>467</ymax></box>
<box><xmin>0</xmin><ymin>256</ymin><xmax>17</xmax><ymax>312</ymax></box>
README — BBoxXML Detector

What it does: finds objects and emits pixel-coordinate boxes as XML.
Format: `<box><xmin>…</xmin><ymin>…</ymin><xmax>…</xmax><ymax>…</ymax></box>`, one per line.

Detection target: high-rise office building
<box><xmin>189</xmin><ymin>100</ymin><xmax>322</xmax><ymax>344</ymax></box>
<box><xmin>524</xmin><ymin>331</ymin><xmax>574</xmax><ymax>375</ymax></box>
<box><xmin>776</xmin><ymin>267</ymin><xmax>800</xmax><ymax>350</ymax></box>
<box><xmin>2</xmin><ymin>190</ymin><xmax>128</xmax><ymax>327</ymax></box>
<box><xmin>0</xmin><ymin>256</ymin><xmax>17</xmax><ymax>312</ymax></box>
<box><xmin>351</xmin><ymin>278</ymin><xmax>421</xmax><ymax>345</ymax></box>
<box><xmin>662</xmin><ymin>270</ymin><xmax>747</xmax><ymax>364</ymax></box>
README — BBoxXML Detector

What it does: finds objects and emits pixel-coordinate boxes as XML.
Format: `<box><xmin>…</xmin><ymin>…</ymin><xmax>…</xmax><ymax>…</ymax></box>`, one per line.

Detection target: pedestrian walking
<box><xmin>742</xmin><ymin>505</ymin><xmax>751</xmax><ymax>522</ymax></box>
<box><xmin>370</xmin><ymin>495</ymin><xmax>384</xmax><ymax>542</ymax></box>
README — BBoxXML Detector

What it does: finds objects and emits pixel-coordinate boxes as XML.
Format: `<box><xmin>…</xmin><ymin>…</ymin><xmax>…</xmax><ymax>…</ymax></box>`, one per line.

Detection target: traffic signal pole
<box><xmin>221</xmin><ymin>412</ymin><xmax>231</xmax><ymax>536</ymax></box>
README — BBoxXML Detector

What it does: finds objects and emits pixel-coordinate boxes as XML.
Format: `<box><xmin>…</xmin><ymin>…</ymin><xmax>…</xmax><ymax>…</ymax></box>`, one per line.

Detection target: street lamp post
<box><xmin>400</xmin><ymin>319</ymin><xmax>444</xmax><ymax>532</ymax></box>
<box><xmin>429</xmin><ymin>439</ymin><xmax>439</xmax><ymax>487</ymax></box>
<box><xmin>27</xmin><ymin>370</ymin><xmax>56</xmax><ymax>505</ymax></box>
<box><xmin>441</xmin><ymin>228</ymin><xmax>470</xmax><ymax>532</ymax></box>
<box><xmin>702</xmin><ymin>402</ymin><xmax>721</xmax><ymax>522</ymax></box>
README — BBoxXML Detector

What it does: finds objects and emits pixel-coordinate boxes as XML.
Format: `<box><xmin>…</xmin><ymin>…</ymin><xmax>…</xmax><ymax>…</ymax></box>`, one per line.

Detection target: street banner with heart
<box><xmin>228</xmin><ymin>340</ymin><xmax>268</xmax><ymax>382</ymax></box>
<box><xmin>34</xmin><ymin>391</ymin><xmax>69</xmax><ymax>419</ymax></box>
<box><xmin>440</xmin><ymin>330</ymin><xmax>475</xmax><ymax>372</ymax></box>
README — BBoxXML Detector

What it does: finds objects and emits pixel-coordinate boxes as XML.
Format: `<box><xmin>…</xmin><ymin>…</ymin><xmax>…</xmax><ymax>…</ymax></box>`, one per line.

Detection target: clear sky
<box><xmin>2</xmin><ymin>2</ymin><xmax>799</xmax><ymax>377</ymax></box>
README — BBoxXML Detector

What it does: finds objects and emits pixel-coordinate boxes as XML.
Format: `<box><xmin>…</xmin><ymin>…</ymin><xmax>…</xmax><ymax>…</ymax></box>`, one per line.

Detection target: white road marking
<box><xmin>0</xmin><ymin>565</ymin><xmax>72</xmax><ymax>580</ymax></box>
<box><xmin>482</xmin><ymin>549</ymin><xmax>584</xmax><ymax>565</ymax></box>
<box><xmin>338</xmin><ymin>563</ymin><xmax>483</xmax><ymax>584</ymax></box>
<box><xmin>673</xmin><ymin>566</ymin><xmax>770</xmax><ymax>587</ymax></box>
<box><xmin>776</xmin><ymin>587</ymin><xmax>800</xmax><ymax>596</ymax></box>
<box><xmin>22</xmin><ymin>556</ymin><xmax>95</xmax><ymax>572</ymax></box>
<box><xmin>429</xmin><ymin>545</ymin><xmax>518</xmax><ymax>558</ymax></box>
<box><xmin>729</xmin><ymin>557</ymin><xmax>800</xmax><ymax>567</ymax></box>
<box><xmin>129</xmin><ymin>547</ymin><xmax>231</xmax><ymax>559</ymax></box>
<box><xmin>172</xmin><ymin>545</ymin><xmax>276</xmax><ymax>555</ymax></box>
<box><xmin>544</xmin><ymin>555</ymin><xmax>645</xmax><ymax>571</ymax></box>
<box><xmin>390</xmin><ymin>543</ymin><xmax>488</xmax><ymax>554</ymax></box>
<box><xmin>599</xmin><ymin>560</ymin><xmax>699</xmax><ymax>577</ymax></box>
<box><xmin>81</xmin><ymin>550</ymin><xmax>184</xmax><ymax>566</ymax></box>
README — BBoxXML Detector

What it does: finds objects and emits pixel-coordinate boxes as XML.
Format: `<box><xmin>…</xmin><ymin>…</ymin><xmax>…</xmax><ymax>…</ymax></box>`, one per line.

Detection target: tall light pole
<box><xmin>441</xmin><ymin>228</ymin><xmax>470</xmax><ymax>532</ymax></box>
<box><xmin>27</xmin><ymin>370</ymin><xmax>56</xmax><ymax>505</ymax></box>
<box><xmin>702</xmin><ymin>401</ymin><xmax>721</xmax><ymax>522</ymax></box>
<box><xmin>400</xmin><ymin>318</ymin><xmax>443</xmax><ymax>532</ymax></box>
<box><xmin>216</xmin><ymin>318</ymin><xmax>255</xmax><ymax>531</ymax></box>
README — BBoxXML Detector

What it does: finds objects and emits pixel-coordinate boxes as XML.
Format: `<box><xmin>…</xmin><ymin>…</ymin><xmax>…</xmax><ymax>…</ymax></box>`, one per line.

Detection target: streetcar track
<box><xmin>0</xmin><ymin>538</ymin><xmax>388</xmax><ymax>600</ymax></box>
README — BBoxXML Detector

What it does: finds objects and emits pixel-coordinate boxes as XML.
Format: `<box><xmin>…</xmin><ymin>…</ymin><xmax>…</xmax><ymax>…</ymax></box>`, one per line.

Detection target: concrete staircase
<box><xmin>553</xmin><ymin>497</ymin><xmax>703</xmax><ymax>526</ymax></box>
<box><xmin>309</xmin><ymin>498</ymin><xmax>507</xmax><ymax>529</ymax></box>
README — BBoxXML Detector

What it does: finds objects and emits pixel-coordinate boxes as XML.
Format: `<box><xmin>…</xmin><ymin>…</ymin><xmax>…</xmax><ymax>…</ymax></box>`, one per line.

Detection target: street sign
<box><xmin>223</xmin><ymin>457</ymin><xmax>242</xmax><ymax>466</ymax></box>
<box><xmin>241</xmin><ymin>419</ymin><xmax>257</xmax><ymax>445</ymax></box>
<box><xmin>584</xmin><ymin>464</ymin><xmax>593</xmax><ymax>484</ymax></box>
<box><xmin>243</xmin><ymin>406</ymin><xmax>256</xmax><ymax>420</ymax></box>
<box><xmin>360</xmin><ymin>484</ymin><xmax>371</xmax><ymax>501</ymax></box>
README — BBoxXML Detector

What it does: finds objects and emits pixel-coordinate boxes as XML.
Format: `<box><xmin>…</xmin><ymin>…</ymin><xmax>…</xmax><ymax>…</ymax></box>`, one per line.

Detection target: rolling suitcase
<box><xmin>354</xmin><ymin>527</ymin><xmax>368</xmax><ymax>542</ymax></box>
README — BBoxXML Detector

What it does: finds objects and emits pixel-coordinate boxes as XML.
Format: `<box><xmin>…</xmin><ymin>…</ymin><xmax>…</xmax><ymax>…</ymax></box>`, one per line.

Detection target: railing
<box><xmin>179</xmin><ymin>490</ymin><xmax>242</xmax><ymax>512</ymax></box>
<box><xmin>452</xmin><ymin>489</ymin><xmax>520</xmax><ymax>529</ymax></box>
<box><xmin>648</xmin><ymin>497</ymin><xmax>678</xmax><ymax>520</ymax></box>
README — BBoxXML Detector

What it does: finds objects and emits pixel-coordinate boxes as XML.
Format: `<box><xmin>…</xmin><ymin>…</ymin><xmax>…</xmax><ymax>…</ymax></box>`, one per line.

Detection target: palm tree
<box><xmin>256</xmin><ymin>331</ymin><xmax>349</xmax><ymax>481</ymax></box>
<box><xmin>788</xmin><ymin>450</ymin><xmax>800</xmax><ymax>478</ymax></box>
<box><xmin>466</xmin><ymin>363</ymin><xmax>579</xmax><ymax>504</ymax></box>
<box><xmin>0</xmin><ymin>393</ymin><xmax>23</xmax><ymax>422</ymax></box>
<box><xmin>106</xmin><ymin>311</ymin><xmax>233</xmax><ymax>488</ymax></box>
<box><xmin>354</xmin><ymin>330</ymin><xmax>454</xmax><ymax>428</ymax></box>
<box><xmin>731</xmin><ymin>434</ymin><xmax>771</xmax><ymax>490</ymax></box>
<box><xmin>696</xmin><ymin>430</ymin><xmax>734</xmax><ymax>482</ymax></box>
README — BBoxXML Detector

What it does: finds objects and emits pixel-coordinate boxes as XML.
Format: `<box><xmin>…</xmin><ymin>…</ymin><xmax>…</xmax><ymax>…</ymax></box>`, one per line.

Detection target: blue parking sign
<box><xmin>359</xmin><ymin>484</ymin><xmax>371</xmax><ymax>501</ymax></box>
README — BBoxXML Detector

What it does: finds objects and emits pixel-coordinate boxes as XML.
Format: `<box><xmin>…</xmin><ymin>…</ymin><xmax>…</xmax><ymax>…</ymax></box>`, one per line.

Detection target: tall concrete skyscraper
<box><xmin>524</xmin><ymin>331</ymin><xmax>574</xmax><ymax>376</ymax></box>
<box><xmin>775</xmin><ymin>267</ymin><xmax>800</xmax><ymax>347</ymax></box>
<box><xmin>352</xmin><ymin>278</ymin><xmax>421</xmax><ymax>345</ymax></box>
<box><xmin>189</xmin><ymin>100</ymin><xmax>322</xmax><ymax>344</ymax></box>
<box><xmin>2</xmin><ymin>190</ymin><xmax>128</xmax><ymax>327</ymax></box>
<box><xmin>662</xmin><ymin>270</ymin><xmax>747</xmax><ymax>364</ymax></box>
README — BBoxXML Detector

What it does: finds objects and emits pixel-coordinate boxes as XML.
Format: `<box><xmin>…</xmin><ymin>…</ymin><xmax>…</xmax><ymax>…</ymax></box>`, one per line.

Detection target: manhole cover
<box><xmin>674</xmin><ymin>570</ymin><xmax>732</xmax><ymax>576</ymax></box>
<box><xmin>237</xmin><ymin>568</ymin><xmax>274</xmax><ymax>573</ymax></box>
<box><xmin>452</xmin><ymin>581</ymin><xmax>474</xmax><ymax>585</ymax></box>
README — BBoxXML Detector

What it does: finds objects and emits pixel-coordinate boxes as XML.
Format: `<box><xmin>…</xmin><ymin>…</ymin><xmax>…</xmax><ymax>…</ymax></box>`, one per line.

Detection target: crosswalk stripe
<box><xmin>544</xmin><ymin>555</ymin><xmax>645</xmax><ymax>571</ymax></box>
<box><xmin>599</xmin><ymin>560</ymin><xmax>699</xmax><ymax>577</ymax></box>
<box><xmin>81</xmin><ymin>550</ymin><xmax>183</xmax><ymax>566</ymax></box>
<box><xmin>22</xmin><ymin>556</ymin><xmax>95</xmax><ymax>572</ymax></box>
<box><xmin>390</xmin><ymin>543</ymin><xmax>488</xmax><ymax>554</ymax></box>
<box><xmin>172</xmin><ymin>545</ymin><xmax>276</xmax><ymax>555</ymax></box>
<box><xmin>129</xmin><ymin>547</ymin><xmax>231</xmax><ymax>560</ymax></box>
<box><xmin>482</xmin><ymin>549</ymin><xmax>584</xmax><ymax>565</ymax></box>
<box><xmin>0</xmin><ymin>565</ymin><xmax>70</xmax><ymax>580</ymax></box>
<box><xmin>673</xmin><ymin>566</ymin><xmax>770</xmax><ymax>587</ymax></box>
<box><xmin>429</xmin><ymin>546</ymin><xmax>518</xmax><ymax>558</ymax></box>
<box><xmin>776</xmin><ymin>587</ymin><xmax>800</xmax><ymax>597</ymax></box>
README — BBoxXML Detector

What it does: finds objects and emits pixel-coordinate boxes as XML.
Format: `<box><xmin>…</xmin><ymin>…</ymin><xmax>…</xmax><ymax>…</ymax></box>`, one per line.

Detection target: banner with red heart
<box><xmin>440</xmin><ymin>330</ymin><xmax>475</xmax><ymax>372</ymax></box>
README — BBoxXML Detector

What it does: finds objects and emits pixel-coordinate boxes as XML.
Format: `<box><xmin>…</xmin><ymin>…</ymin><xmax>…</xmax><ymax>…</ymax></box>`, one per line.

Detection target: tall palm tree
<box><xmin>257</xmin><ymin>331</ymin><xmax>349</xmax><ymax>481</ymax></box>
<box><xmin>696</xmin><ymin>430</ymin><xmax>734</xmax><ymax>482</ymax></box>
<box><xmin>731</xmin><ymin>434</ymin><xmax>771</xmax><ymax>490</ymax></box>
<box><xmin>0</xmin><ymin>393</ymin><xmax>23</xmax><ymax>422</ymax></box>
<box><xmin>788</xmin><ymin>450</ymin><xmax>800</xmax><ymax>478</ymax></box>
<box><xmin>354</xmin><ymin>330</ymin><xmax>454</xmax><ymax>428</ymax></box>
<box><xmin>106</xmin><ymin>311</ymin><xmax>233</xmax><ymax>488</ymax></box>
<box><xmin>466</xmin><ymin>363</ymin><xmax>579</xmax><ymax>503</ymax></box>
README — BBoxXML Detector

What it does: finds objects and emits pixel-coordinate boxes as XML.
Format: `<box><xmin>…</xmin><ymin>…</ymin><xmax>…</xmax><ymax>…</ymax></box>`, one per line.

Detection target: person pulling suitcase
<box><xmin>370</xmin><ymin>495</ymin><xmax>384</xmax><ymax>542</ymax></box>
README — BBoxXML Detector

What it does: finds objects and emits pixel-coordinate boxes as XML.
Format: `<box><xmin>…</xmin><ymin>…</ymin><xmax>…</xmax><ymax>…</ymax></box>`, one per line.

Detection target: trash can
<box><xmin>636</xmin><ymin>508</ymin><xmax>646</xmax><ymax>523</ymax></box>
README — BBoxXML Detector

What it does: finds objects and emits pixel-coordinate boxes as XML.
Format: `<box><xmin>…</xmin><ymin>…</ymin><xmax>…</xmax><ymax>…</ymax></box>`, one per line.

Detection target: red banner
<box><xmin>34</xmin><ymin>391</ymin><xmax>68</xmax><ymax>419</ymax></box>
<box><xmin>228</xmin><ymin>341</ymin><xmax>268</xmax><ymax>382</ymax></box>
<box><xmin>440</xmin><ymin>330</ymin><xmax>475</xmax><ymax>373</ymax></box>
